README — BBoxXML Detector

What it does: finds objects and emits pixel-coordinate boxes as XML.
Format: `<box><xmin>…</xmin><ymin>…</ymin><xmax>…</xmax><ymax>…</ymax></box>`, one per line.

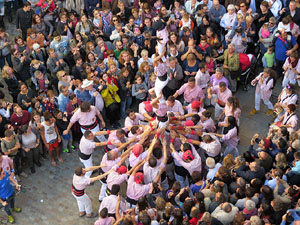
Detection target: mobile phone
<box><xmin>170</xmin><ymin>14</ymin><xmax>175</xmax><ymax>19</ymax></box>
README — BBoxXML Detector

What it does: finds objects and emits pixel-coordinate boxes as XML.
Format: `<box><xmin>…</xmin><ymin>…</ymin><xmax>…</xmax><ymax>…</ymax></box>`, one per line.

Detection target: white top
<box><xmin>21</xmin><ymin>131</ymin><xmax>37</xmax><ymax>149</ymax></box>
<box><xmin>41</xmin><ymin>121</ymin><xmax>57</xmax><ymax>143</ymax></box>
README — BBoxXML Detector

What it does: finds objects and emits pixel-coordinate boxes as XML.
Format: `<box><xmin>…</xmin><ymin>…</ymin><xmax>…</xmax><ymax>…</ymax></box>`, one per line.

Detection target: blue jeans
<box><xmin>120</xmin><ymin>96</ymin><xmax>132</xmax><ymax>118</ymax></box>
<box><xmin>224</xmin><ymin>146</ymin><xmax>239</xmax><ymax>158</ymax></box>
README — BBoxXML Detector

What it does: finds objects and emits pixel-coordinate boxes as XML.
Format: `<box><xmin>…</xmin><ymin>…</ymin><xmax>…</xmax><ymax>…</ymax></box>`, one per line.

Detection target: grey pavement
<box><xmin>0</xmin><ymin>16</ymin><xmax>287</xmax><ymax>225</ymax></box>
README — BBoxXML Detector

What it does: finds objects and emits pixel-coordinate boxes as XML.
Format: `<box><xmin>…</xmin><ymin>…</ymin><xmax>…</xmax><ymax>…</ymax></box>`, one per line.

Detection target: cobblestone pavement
<box><xmin>0</xmin><ymin>16</ymin><xmax>285</xmax><ymax>225</ymax></box>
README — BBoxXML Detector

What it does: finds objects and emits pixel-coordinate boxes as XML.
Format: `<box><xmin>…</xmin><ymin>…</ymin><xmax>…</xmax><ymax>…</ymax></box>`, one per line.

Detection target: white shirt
<box><xmin>167</xmin><ymin>100</ymin><xmax>184</xmax><ymax>116</ymax></box>
<box><xmin>267</xmin><ymin>0</ymin><xmax>282</xmax><ymax>17</ymax></box>
<box><xmin>79</xmin><ymin>134</ymin><xmax>96</xmax><ymax>155</ymax></box>
<box><xmin>199</xmin><ymin>134</ymin><xmax>221</xmax><ymax>157</ymax></box>
<box><xmin>143</xmin><ymin>161</ymin><xmax>165</xmax><ymax>184</ymax></box>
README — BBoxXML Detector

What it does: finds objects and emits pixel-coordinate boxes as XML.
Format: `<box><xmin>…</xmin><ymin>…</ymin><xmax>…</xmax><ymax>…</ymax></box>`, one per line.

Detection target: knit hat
<box><xmin>116</xmin><ymin>165</ymin><xmax>127</xmax><ymax>174</ymax></box>
<box><xmin>183</xmin><ymin>150</ymin><xmax>194</xmax><ymax>161</ymax></box>
<box><xmin>184</xmin><ymin>120</ymin><xmax>194</xmax><ymax>127</ymax></box>
<box><xmin>134</xmin><ymin>172</ymin><xmax>144</xmax><ymax>184</ymax></box>
<box><xmin>191</xmin><ymin>100</ymin><xmax>201</xmax><ymax>108</ymax></box>
<box><xmin>33</xmin><ymin>43</ymin><xmax>40</xmax><ymax>50</ymax></box>
<box><xmin>244</xmin><ymin>200</ymin><xmax>256</xmax><ymax>211</ymax></box>
<box><xmin>206</xmin><ymin>157</ymin><xmax>216</xmax><ymax>169</ymax></box>
<box><xmin>132</xmin><ymin>143</ymin><xmax>143</xmax><ymax>157</ymax></box>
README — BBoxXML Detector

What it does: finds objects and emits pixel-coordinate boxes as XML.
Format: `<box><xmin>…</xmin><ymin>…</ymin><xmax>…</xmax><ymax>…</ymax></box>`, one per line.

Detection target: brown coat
<box><xmin>26</xmin><ymin>33</ymin><xmax>45</xmax><ymax>51</ymax></box>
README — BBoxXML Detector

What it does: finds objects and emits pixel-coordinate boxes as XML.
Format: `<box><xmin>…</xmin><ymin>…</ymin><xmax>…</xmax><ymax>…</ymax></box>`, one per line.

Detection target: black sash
<box><xmin>78</xmin><ymin>151</ymin><xmax>91</xmax><ymax>160</ymax></box>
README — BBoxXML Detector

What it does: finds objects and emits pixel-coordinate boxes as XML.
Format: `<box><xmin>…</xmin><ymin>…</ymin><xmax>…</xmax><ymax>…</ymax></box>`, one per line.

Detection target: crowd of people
<box><xmin>0</xmin><ymin>0</ymin><xmax>300</xmax><ymax>224</ymax></box>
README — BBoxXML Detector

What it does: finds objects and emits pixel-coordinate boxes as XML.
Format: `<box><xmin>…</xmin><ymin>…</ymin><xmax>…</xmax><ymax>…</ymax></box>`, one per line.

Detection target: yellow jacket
<box><xmin>101</xmin><ymin>84</ymin><xmax>120</xmax><ymax>107</ymax></box>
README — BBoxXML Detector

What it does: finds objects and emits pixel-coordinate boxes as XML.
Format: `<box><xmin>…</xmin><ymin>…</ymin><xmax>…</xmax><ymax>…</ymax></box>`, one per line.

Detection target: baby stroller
<box><xmin>239</xmin><ymin>53</ymin><xmax>258</xmax><ymax>91</ymax></box>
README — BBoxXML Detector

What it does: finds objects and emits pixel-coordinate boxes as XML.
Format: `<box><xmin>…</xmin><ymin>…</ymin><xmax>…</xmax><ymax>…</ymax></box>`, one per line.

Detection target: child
<box><xmin>261</xmin><ymin>23</ymin><xmax>270</xmax><ymax>39</ymax></box>
<box><xmin>132</xmin><ymin>75</ymin><xmax>148</xmax><ymax>104</ymax></box>
<box><xmin>53</xmin><ymin>109</ymin><xmax>75</xmax><ymax>154</ymax></box>
<box><xmin>93</xmin><ymin>9</ymin><xmax>102</xmax><ymax>28</ymax></box>
<box><xmin>228</xmin><ymin>13</ymin><xmax>246</xmax><ymax>40</ymax></box>
<box><xmin>34</xmin><ymin>70</ymin><xmax>49</xmax><ymax>92</ymax></box>
<box><xmin>43</xmin><ymin>90</ymin><xmax>57</xmax><ymax>113</ymax></box>
<box><xmin>205</xmin><ymin>55</ymin><xmax>216</xmax><ymax>74</ymax></box>
<box><xmin>262</xmin><ymin>46</ymin><xmax>275</xmax><ymax>68</ymax></box>
<box><xmin>137</xmin><ymin>49</ymin><xmax>152</xmax><ymax>68</ymax></box>
<box><xmin>179</xmin><ymin>13</ymin><xmax>194</xmax><ymax>33</ymax></box>
<box><xmin>40</xmin><ymin>111</ymin><xmax>63</xmax><ymax>166</ymax></box>
<box><xmin>250</xmin><ymin>68</ymin><xmax>274</xmax><ymax>115</ymax></box>
<box><xmin>153</xmin><ymin>0</ymin><xmax>162</xmax><ymax>14</ymax></box>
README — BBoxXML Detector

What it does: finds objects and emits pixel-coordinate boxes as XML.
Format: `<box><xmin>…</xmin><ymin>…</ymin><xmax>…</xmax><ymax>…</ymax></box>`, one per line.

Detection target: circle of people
<box><xmin>0</xmin><ymin>0</ymin><xmax>300</xmax><ymax>224</ymax></box>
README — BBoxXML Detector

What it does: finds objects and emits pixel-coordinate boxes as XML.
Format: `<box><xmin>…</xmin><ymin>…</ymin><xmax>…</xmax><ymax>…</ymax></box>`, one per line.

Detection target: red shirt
<box><xmin>10</xmin><ymin>110</ymin><xmax>31</xmax><ymax>129</ymax></box>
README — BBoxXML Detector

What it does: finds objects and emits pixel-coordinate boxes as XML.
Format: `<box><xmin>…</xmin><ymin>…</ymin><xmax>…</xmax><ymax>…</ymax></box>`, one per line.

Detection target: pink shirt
<box><xmin>70</xmin><ymin>106</ymin><xmax>100</xmax><ymax>126</ymax></box>
<box><xmin>79</xmin><ymin>134</ymin><xmax>96</xmax><ymax>155</ymax></box>
<box><xmin>177</xmin><ymin>83</ymin><xmax>204</xmax><ymax>103</ymax></box>
<box><xmin>0</xmin><ymin>156</ymin><xmax>13</xmax><ymax>173</ymax></box>
<box><xmin>186</xmin><ymin>104</ymin><xmax>205</xmax><ymax>120</ymax></box>
<box><xmin>72</xmin><ymin>174</ymin><xmax>91</xmax><ymax>190</ymax></box>
<box><xmin>171</xmin><ymin>147</ymin><xmax>202</xmax><ymax>175</ymax></box>
<box><xmin>106</xmin><ymin>165</ymin><xmax>128</xmax><ymax>190</ymax></box>
<box><xmin>154</xmin><ymin>100</ymin><xmax>168</xmax><ymax>117</ymax></box>
<box><xmin>254</xmin><ymin>73</ymin><xmax>273</xmax><ymax>100</ymax></box>
<box><xmin>107</xmin><ymin>130</ymin><xmax>124</xmax><ymax>150</ymax></box>
<box><xmin>94</xmin><ymin>217</ymin><xmax>115</xmax><ymax>225</ymax></box>
<box><xmin>224</xmin><ymin>105</ymin><xmax>241</xmax><ymax>121</ymax></box>
<box><xmin>126</xmin><ymin>175</ymin><xmax>151</xmax><ymax>201</ymax></box>
<box><xmin>201</xmin><ymin>118</ymin><xmax>216</xmax><ymax>133</ymax></box>
<box><xmin>167</xmin><ymin>100</ymin><xmax>184</xmax><ymax>116</ymax></box>
<box><xmin>211</xmin><ymin>86</ymin><xmax>232</xmax><ymax>104</ymax></box>
<box><xmin>100</xmin><ymin>148</ymin><xmax>121</xmax><ymax>172</ymax></box>
<box><xmin>221</xmin><ymin>127</ymin><xmax>239</xmax><ymax>148</ymax></box>
<box><xmin>129</xmin><ymin>150</ymin><xmax>148</xmax><ymax>168</ymax></box>
<box><xmin>99</xmin><ymin>195</ymin><xmax>127</xmax><ymax>214</ymax></box>
<box><xmin>124</xmin><ymin>113</ymin><xmax>145</xmax><ymax>128</ymax></box>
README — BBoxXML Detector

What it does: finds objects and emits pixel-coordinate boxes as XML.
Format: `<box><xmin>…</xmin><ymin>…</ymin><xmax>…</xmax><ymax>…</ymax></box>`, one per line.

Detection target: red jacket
<box><xmin>11</xmin><ymin>110</ymin><xmax>31</xmax><ymax>129</ymax></box>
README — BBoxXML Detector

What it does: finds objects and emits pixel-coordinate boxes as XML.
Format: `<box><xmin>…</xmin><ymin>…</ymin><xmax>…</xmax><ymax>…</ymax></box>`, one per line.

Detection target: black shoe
<box><xmin>41</xmin><ymin>154</ymin><xmax>47</xmax><ymax>160</ymax></box>
<box><xmin>30</xmin><ymin>167</ymin><xmax>36</xmax><ymax>174</ymax></box>
<box><xmin>35</xmin><ymin>161</ymin><xmax>42</xmax><ymax>167</ymax></box>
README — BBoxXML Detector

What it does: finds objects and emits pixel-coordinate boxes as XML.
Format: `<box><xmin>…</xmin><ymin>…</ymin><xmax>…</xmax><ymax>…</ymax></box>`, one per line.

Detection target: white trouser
<box><xmin>154</xmin><ymin>76</ymin><xmax>169</xmax><ymax>98</ymax></box>
<box><xmin>80</xmin><ymin>124</ymin><xmax>107</xmax><ymax>142</ymax></box>
<box><xmin>72</xmin><ymin>193</ymin><xmax>92</xmax><ymax>214</ymax></box>
<box><xmin>79</xmin><ymin>155</ymin><xmax>93</xmax><ymax>178</ymax></box>
<box><xmin>282</xmin><ymin>76</ymin><xmax>296</xmax><ymax>88</ymax></box>
<box><xmin>255</xmin><ymin>93</ymin><xmax>273</xmax><ymax>111</ymax></box>
<box><xmin>99</xmin><ymin>181</ymin><xmax>107</xmax><ymax>201</ymax></box>
<box><xmin>211</xmin><ymin>94</ymin><xmax>217</xmax><ymax>106</ymax></box>
<box><xmin>215</xmin><ymin>103</ymin><xmax>224</xmax><ymax>121</ymax></box>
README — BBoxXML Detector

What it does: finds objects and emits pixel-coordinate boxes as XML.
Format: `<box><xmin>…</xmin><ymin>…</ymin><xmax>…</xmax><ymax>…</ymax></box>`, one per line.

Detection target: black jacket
<box><xmin>16</xmin><ymin>8</ymin><xmax>34</xmax><ymax>30</ymax></box>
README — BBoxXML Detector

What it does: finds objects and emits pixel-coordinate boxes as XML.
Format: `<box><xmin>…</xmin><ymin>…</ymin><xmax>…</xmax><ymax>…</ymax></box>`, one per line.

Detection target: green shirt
<box><xmin>114</xmin><ymin>48</ymin><xmax>126</xmax><ymax>60</ymax></box>
<box><xmin>264</xmin><ymin>52</ymin><xmax>275</xmax><ymax>68</ymax></box>
<box><xmin>1</xmin><ymin>135</ymin><xmax>19</xmax><ymax>156</ymax></box>
<box><xmin>216</xmin><ymin>49</ymin><xmax>240</xmax><ymax>75</ymax></box>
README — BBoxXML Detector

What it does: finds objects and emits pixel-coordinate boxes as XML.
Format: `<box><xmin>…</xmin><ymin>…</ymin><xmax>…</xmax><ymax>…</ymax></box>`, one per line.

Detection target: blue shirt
<box><xmin>0</xmin><ymin>172</ymin><xmax>14</xmax><ymax>200</ymax></box>
<box><xmin>75</xmin><ymin>89</ymin><xmax>94</xmax><ymax>104</ymax></box>
<box><xmin>58</xmin><ymin>92</ymin><xmax>72</xmax><ymax>113</ymax></box>
<box><xmin>275</xmin><ymin>36</ymin><xmax>297</xmax><ymax>61</ymax></box>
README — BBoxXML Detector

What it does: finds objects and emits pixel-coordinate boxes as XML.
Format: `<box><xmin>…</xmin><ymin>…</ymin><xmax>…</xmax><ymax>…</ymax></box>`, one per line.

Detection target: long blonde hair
<box><xmin>2</xmin><ymin>66</ymin><xmax>13</xmax><ymax>79</ymax></box>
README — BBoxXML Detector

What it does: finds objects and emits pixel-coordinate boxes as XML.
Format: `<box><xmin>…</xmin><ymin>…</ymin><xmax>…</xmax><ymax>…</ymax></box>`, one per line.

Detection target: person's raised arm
<box><xmin>117</xmin><ymin>137</ymin><xmax>138</xmax><ymax>153</ymax></box>
<box><xmin>131</xmin><ymin>159</ymin><xmax>145</xmax><ymax>177</ymax></box>
<box><xmin>115</xmin><ymin>195</ymin><xmax>122</xmax><ymax>221</ymax></box>
<box><xmin>161</xmin><ymin>135</ymin><xmax>168</xmax><ymax>165</ymax></box>
<box><xmin>90</xmin><ymin>168</ymin><xmax>113</xmax><ymax>183</ymax></box>
<box><xmin>83</xmin><ymin>164</ymin><xmax>107</xmax><ymax>173</ymax></box>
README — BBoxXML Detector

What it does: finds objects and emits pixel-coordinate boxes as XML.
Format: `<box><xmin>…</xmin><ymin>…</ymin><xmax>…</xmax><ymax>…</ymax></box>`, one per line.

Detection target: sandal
<box><xmin>79</xmin><ymin>212</ymin><xmax>86</xmax><ymax>217</ymax></box>
<box><xmin>86</xmin><ymin>212</ymin><xmax>96</xmax><ymax>218</ymax></box>
<box><xmin>51</xmin><ymin>161</ymin><xmax>57</xmax><ymax>166</ymax></box>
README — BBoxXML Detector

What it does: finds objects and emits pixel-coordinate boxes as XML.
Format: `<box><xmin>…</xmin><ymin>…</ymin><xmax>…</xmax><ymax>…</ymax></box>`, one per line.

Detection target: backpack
<box><xmin>266</xmin><ymin>76</ymin><xmax>275</xmax><ymax>90</ymax></box>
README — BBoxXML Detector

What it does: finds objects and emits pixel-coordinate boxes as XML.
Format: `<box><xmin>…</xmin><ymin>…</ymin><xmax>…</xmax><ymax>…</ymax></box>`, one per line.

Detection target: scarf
<box><xmin>288</xmin><ymin>57</ymin><xmax>298</xmax><ymax>68</ymax></box>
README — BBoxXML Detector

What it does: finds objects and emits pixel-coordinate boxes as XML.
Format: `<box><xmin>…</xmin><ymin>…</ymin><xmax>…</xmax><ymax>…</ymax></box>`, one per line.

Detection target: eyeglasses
<box><xmin>62</xmin><ymin>74</ymin><xmax>67</xmax><ymax>77</ymax></box>
<box><xmin>240</xmin><ymin>5</ymin><xmax>246</xmax><ymax>7</ymax></box>
<box><xmin>113</xmin><ymin>19</ymin><xmax>118</xmax><ymax>22</ymax></box>
<box><xmin>109</xmin><ymin>55</ymin><xmax>114</xmax><ymax>57</ymax></box>
<box><xmin>269</xmin><ymin>22</ymin><xmax>274</xmax><ymax>25</ymax></box>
